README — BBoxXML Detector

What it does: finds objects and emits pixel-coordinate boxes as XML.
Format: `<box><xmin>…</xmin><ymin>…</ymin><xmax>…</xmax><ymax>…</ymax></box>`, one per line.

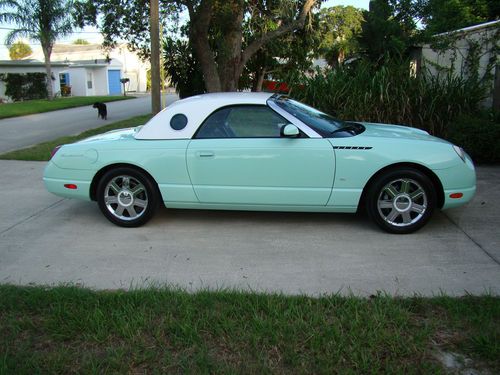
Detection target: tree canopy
<box><xmin>318</xmin><ymin>5</ymin><xmax>364</xmax><ymax>66</ymax></box>
<box><xmin>73</xmin><ymin>38</ymin><xmax>89</xmax><ymax>44</ymax></box>
<box><xmin>420</xmin><ymin>0</ymin><xmax>500</xmax><ymax>34</ymax></box>
<box><xmin>358</xmin><ymin>0</ymin><xmax>421</xmax><ymax>61</ymax></box>
<box><xmin>75</xmin><ymin>0</ymin><xmax>319</xmax><ymax>92</ymax></box>
<box><xmin>8</xmin><ymin>40</ymin><xmax>32</xmax><ymax>60</ymax></box>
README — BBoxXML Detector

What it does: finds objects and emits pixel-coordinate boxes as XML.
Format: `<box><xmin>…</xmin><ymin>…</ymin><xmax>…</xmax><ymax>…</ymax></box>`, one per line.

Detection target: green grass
<box><xmin>0</xmin><ymin>285</ymin><xmax>498</xmax><ymax>374</ymax></box>
<box><xmin>0</xmin><ymin>96</ymin><xmax>136</xmax><ymax>119</ymax></box>
<box><xmin>0</xmin><ymin>114</ymin><xmax>153</xmax><ymax>161</ymax></box>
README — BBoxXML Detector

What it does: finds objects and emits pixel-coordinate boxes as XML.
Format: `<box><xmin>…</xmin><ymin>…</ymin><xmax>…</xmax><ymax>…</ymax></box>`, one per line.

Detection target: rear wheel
<box><xmin>366</xmin><ymin>169</ymin><xmax>436</xmax><ymax>234</ymax></box>
<box><xmin>97</xmin><ymin>168</ymin><xmax>159</xmax><ymax>227</ymax></box>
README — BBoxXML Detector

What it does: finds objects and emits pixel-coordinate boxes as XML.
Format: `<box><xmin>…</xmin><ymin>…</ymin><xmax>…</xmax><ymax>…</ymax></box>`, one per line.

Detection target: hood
<box><xmin>358</xmin><ymin>122</ymin><xmax>448</xmax><ymax>143</ymax></box>
<box><xmin>76</xmin><ymin>126</ymin><xmax>142</xmax><ymax>144</ymax></box>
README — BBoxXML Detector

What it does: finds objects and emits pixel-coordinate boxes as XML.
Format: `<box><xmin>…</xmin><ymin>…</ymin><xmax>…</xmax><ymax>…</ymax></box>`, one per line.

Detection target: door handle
<box><xmin>197</xmin><ymin>151</ymin><xmax>214</xmax><ymax>158</ymax></box>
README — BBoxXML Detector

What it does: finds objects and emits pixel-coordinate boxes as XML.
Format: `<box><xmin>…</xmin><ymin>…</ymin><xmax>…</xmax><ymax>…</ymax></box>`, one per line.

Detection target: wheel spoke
<box><xmin>134</xmin><ymin>199</ymin><xmax>147</xmax><ymax>208</ymax></box>
<box><xmin>105</xmin><ymin>196</ymin><xmax>118</xmax><ymax>204</ymax></box>
<box><xmin>410</xmin><ymin>188</ymin><xmax>424</xmax><ymax>200</ymax></box>
<box><xmin>115</xmin><ymin>205</ymin><xmax>125</xmax><ymax>216</ymax></box>
<box><xmin>131</xmin><ymin>185</ymin><xmax>145</xmax><ymax>197</ymax></box>
<box><xmin>400</xmin><ymin>179</ymin><xmax>411</xmax><ymax>193</ymax></box>
<box><xmin>384</xmin><ymin>185</ymin><xmax>399</xmax><ymax>198</ymax></box>
<box><xmin>411</xmin><ymin>204</ymin><xmax>425</xmax><ymax>214</ymax></box>
<box><xmin>122</xmin><ymin>177</ymin><xmax>130</xmax><ymax>188</ymax></box>
<box><xmin>378</xmin><ymin>200</ymin><xmax>393</xmax><ymax>209</ymax></box>
<box><xmin>109</xmin><ymin>181</ymin><xmax>121</xmax><ymax>194</ymax></box>
<box><xmin>126</xmin><ymin>206</ymin><xmax>138</xmax><ymax>217</ymax></box>
<box><xmin>401</xmin><ymin>211</ymin><xmax>412</xmax><ymax>224</ymax></box>
<box><xmin>386</xmin><ymin>209</ymin><xmax>399</xmax><ymax>222</ymax></box>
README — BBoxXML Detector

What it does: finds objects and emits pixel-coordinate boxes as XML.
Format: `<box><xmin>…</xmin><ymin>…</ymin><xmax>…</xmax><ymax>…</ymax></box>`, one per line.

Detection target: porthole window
<box><xmin>170</xmin><ymin>114</ymin><xmax>188</xmax><ymax>130</ymax></box>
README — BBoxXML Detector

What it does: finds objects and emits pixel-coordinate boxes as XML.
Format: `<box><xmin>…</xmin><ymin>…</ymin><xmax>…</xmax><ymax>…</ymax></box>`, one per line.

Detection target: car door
<box><xmin>186</xmin><ymin>105</ymin><xmax>335</xmax><ymax>206</ymax></box>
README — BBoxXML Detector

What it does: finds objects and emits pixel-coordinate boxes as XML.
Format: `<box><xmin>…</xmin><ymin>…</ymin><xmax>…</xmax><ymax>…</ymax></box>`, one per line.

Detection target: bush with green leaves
<box><xmin>287</xmin><ymin>59</ymin><xmax>487</xmax><ymax>138</ymax></box>
<box><xmin>0</xmin><ymin>73</ymin><xmax>48</xmax><ymax>101</ymax></box>
<box><xmin>162</xmin><ymin>37</ymin><xmax>205</xmax><ymax>99</ymax></box>
<box><xmin>447</xmin><ymin>113</ymin><xmax>500</xmax><ymax>164</ymax></box>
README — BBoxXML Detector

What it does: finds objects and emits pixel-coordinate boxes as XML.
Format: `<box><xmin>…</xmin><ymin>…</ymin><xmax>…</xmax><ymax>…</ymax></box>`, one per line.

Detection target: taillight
<box><xmin>50</xmin><ymin>145</ymin><xmax>62</xmax><ymax>159</ymax></box>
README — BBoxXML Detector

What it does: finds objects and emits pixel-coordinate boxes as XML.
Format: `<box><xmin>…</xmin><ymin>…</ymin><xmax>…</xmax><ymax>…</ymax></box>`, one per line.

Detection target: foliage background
<box><xmin>0</xmin><ymin>73</ymin><xmax>48</xmax><ymax>101</ymax></box>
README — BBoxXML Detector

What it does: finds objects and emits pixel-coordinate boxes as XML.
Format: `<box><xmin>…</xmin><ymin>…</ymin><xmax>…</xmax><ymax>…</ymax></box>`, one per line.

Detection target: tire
<box><xmin>96</xmin><ymin>167</ymin><xmax>159</xmax><ymax>227</ymax></box>
<box><xmin>366</xmin><ymin>168</ymin><xmax>436</xmax><ymax>234</ymax></box>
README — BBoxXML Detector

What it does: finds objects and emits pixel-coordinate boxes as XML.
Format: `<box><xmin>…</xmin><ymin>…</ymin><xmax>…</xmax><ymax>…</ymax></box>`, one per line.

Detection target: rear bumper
<box><xmin>43</xmin><ymin>161</ymin><xmax>93</xmax><ymax>201</ymax></box>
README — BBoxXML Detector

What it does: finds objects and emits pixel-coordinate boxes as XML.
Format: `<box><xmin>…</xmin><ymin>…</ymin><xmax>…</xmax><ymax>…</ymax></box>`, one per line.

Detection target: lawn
<box><xmin>0</xmin><ymin>96</ymin><xmax>136</xmax><ymax>119</ymax></box>
<box><xmin>0</xmin><ymin>114</ymin><xmax>153</xmax><ymax>161</ymax></box>
<box><xmin>0</xmin><ymin>285</ymin><xmax>498</xmax><ymax>374</ymax></box>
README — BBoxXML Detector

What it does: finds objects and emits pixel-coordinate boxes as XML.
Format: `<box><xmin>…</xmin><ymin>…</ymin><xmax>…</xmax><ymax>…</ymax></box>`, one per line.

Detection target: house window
<box><xmin>87</xmin><ymin>71</ymin><xmax>93</xmax><ymax>89</ymax></box>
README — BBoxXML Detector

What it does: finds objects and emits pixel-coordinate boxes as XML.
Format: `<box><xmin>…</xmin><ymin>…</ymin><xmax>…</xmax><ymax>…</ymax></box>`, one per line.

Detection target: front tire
<box><xmin>97</xmin><ymin>168</ymin><xmax>159</xmax><ymax>227</ymax></box>
<box><xmin>366</xmin><ymin>169</ymin><xmax>436</xmax><ymax>234</ymax></box>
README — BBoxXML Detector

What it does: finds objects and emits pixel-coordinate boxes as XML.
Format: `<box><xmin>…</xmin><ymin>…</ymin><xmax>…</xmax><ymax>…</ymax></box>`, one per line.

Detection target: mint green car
<box><xmin>43</xmin><ymin>93</ymin><xmax>476</xmax><ymax>233</ymax></box>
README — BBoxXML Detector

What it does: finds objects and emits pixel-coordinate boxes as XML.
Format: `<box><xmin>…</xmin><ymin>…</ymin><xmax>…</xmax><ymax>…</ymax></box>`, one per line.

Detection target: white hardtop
<box><xmin>135</xmin><ymin>92</ymin><xmax>274</xmax><ymax>140</ymax></box>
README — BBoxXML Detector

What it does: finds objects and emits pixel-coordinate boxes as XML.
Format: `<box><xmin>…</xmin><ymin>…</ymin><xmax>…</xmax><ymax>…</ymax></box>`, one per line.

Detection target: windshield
<box><xmin>271</xmin><ymin>96</ymin><xmax>345</xmax><ymax>136</ymax></box>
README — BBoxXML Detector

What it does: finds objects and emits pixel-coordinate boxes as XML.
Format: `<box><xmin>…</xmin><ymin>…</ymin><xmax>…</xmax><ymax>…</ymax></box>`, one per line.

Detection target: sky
<box><xmin>0</xmin><ymin>0</ymin><xmax>371</xmax><ymax>60</ymax></box>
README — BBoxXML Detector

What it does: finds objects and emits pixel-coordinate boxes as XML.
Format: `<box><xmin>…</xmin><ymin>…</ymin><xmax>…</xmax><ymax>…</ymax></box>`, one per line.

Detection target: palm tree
<box><xmin>0</xmin><ymin>0</ymin><xmax>74</xmax><ymax>99</ymax></box>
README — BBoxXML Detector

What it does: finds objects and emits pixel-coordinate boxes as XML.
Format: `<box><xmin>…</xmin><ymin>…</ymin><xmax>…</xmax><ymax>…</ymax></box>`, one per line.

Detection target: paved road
<box><xmin>0</xmin><ymin>160</ymin><xmax>499</xmax><ymax>296</ymax></box>
<box><xmin>0</xmin><ymin>94</ymin><xmax>179</xmax><ymax>154</ymax></box>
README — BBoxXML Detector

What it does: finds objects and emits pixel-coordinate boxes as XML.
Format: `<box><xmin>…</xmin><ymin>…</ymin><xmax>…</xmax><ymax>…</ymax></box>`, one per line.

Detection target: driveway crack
<box><xmin>441</xmin><ymin>211</ymin><xmax>500</xmax><ymax>266</ymax></box>
<box><xmin>0</xmin><ymin>198</ymin><xmax>65</xmax><ymax>236</ymax></box>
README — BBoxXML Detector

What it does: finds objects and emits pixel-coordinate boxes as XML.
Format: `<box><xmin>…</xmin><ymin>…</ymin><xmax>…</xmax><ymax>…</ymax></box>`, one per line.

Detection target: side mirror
<box><xmin>281</xmin><ymin>124</ymin><xmax>300</xmax><ymax>138</ymax></box>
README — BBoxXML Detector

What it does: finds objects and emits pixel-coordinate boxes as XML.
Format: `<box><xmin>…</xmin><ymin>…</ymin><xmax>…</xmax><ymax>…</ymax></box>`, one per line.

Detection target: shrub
<box><xmin>287</xmin><ymin>59</ymin><xmax>488</xmax><ymax>138</ymax></box>
<box><xmin>0</xmin><ymin>73</ymin><xmax>48</xmax><ymax>101</ymax></box>
<box><xmin>447</xmin><ymin>114</ymin><xmax>500</xmax><ymax>164</ymax></box>
<box><xmin>162</xmin><ymin>38</ymin><xmax>205</xmax><ymax>98</ymax></box>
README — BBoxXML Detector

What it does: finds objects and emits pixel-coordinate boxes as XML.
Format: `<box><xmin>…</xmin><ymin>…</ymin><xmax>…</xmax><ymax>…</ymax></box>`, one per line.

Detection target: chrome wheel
<box><xmin>377</xmin><ymin>178</ymin><xmax>427</xmax><ymax>227</ymax></box>
<box><xmin>104</xmin><ymin>175</ymin><xmax>148</xmax><ymax>221</ymax></box>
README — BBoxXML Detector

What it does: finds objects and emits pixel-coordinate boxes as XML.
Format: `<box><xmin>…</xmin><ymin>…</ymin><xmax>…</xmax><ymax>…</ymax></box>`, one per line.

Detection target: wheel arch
<box><xmin>90</xmin><ymin>163</ymin><xmax>161</xmax><ymax>201</ymax></box>
<box><xmin>358</xmin><ymin>162</ymin><xmax>445</xmax><ymax>211</ymax></box>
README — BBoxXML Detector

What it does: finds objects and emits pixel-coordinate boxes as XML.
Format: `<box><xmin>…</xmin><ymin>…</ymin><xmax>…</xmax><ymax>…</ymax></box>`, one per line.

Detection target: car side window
<box><xmin>195</xmin><ymin>105</ymin><xmax>290</xmax><ymax>138</ymax></box>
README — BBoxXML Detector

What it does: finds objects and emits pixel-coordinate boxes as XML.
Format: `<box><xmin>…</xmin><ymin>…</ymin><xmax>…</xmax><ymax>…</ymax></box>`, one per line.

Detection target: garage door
<box><xmin>108</xmin><ymin>70</ymin><xmax>121</xmax><ymax>95</ymax></box>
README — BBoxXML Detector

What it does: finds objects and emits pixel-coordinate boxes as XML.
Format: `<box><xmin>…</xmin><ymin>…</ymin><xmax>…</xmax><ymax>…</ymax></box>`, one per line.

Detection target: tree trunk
<box><xmin>150</xmin><ymin>0</ymin><xmax>161</xmax><ymax>114</ymax></box>
<box><xmin>218</xmin><ymin>0</ymin><xmax>244</xmax><ymax>91</ymax></box>
<box><xmin>187</xmin><ymin>0</ymin><xmax>222</xmax><ymax>92</ymax></box>
<box><xmin>252</xmin><ymin>68</ymin><xmax>266</xmax><ymax>92</ymax></box>
<box><xmin>187</xmin><ymin>0</ymin><xmax>317</xmax><ymax>93</ymax></box>
<box><xmin>42</xmin><ymin>44</ymin><xmax>54</xmax><ymax>100</ymax></box>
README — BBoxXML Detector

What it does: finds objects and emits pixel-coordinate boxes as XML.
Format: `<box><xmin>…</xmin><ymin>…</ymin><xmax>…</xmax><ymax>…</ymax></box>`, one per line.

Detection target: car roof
<box><xmin>135</xmin><ymin>92</ymin><xmax>274</xmax><ymax>140</ymax></box>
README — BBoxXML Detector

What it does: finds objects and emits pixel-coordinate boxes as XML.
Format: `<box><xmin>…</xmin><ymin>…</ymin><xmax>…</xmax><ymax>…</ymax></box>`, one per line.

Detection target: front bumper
<box><xmin>434</xmin><ymin>154</ymin><xmax>476</xmax><ymax>210</ymax></box>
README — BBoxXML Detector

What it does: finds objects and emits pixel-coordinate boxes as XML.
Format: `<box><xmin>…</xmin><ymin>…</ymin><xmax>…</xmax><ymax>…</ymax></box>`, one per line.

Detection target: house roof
<box><xmin>435</xmin><ymin>19</ymin><xmax>500</xmax><ymax>37</ymax></box>
<box><xmin>0</xmin><ymin>59</ymin><xmax>70</xmax><ymax>67</ymax></box>
<box><xmin>51</xmin><ymin>44</ymin><xmax>103</xmax><ymax>53</ymax></box>
<box><xmin>68</xmin><ymin>59</ymin><xmax>111</xmax><ymax>67</ymax></box>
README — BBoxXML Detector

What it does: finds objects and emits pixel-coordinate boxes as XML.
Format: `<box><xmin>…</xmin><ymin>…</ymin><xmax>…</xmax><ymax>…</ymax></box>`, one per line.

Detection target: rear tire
<box><xmin>97</xmin><ymin>167</ymin><xmax>159</xmax><ymax>227</ymax></box>
<box><xmin>366</xmin><ymin>168</ymin><xmax>436</xmax><ymax>234</ymax></box>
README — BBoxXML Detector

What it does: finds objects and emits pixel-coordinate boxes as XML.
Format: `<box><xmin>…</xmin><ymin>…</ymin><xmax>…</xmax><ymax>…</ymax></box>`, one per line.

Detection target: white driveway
<box><xmin>0</xmin><ymin>160</ymin><xmax>499</xmax><ymax>296</ymax></box>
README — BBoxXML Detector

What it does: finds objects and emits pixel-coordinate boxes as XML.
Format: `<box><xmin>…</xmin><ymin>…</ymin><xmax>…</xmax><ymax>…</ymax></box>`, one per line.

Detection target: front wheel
<box><xmin>366</xmin><ymin>169</ymin><xmax>436</xmax><ymax>234</ymax></box>
<box><xmin>97</xmin><ymin>168</ymin><xmax>159</xmax><ymax>227</ymax></box>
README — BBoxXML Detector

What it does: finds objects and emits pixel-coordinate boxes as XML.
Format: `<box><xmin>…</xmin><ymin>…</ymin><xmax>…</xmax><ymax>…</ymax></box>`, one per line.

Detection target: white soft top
<box><xmin>135</xmin><ymin>92</ymin><xmax>274</xmax><ymax>140</ymax></box>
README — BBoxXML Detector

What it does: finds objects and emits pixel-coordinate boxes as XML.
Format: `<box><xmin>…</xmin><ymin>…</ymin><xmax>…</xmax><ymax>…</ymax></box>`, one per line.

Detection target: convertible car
<box><xmin>44</xmin><ymin>92</ymin><xmax>476</xmax><ymax>233</ymax></box>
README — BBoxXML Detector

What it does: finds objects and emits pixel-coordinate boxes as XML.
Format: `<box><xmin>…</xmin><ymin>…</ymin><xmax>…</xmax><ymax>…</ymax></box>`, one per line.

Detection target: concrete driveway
<box><xmin>0</xmin><ymin>160</ymin><xmax>499</xmax><ymax>296</ymax></box>
<box><xmin>0</xmin><ymin>94</ymin><xmax>178</xmax><ymax>154</ymax></box>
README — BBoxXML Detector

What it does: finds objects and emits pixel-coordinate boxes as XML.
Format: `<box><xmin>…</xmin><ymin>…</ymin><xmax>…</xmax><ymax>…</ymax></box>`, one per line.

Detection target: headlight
<box><xmin>453</xmin><ymin>145</ymin><xmax>466</xmax><ymax>162</ymax></box>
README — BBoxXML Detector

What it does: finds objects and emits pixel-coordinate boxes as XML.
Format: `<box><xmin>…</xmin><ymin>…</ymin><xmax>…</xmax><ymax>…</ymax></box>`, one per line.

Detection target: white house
<box><xmin>416</xmin><ymin>20</ymin><xmax>500</xmax><ymax>110</ymax></box>
<box><xmin>27</xmin><ymin>43</ymin><xmax>150</xmax><ymax>96</ymax></box>
<box><xmin>0</xmin><ymin>59</ymin><xmax>70</xmax><ymax>100</ymax></box>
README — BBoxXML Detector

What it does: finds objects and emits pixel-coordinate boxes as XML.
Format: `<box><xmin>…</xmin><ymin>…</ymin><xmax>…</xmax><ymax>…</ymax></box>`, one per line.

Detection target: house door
<box><xmin>108</xmin><ymin>70</ymin><xmax>121</xmax><ymax>95</ymax></box>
